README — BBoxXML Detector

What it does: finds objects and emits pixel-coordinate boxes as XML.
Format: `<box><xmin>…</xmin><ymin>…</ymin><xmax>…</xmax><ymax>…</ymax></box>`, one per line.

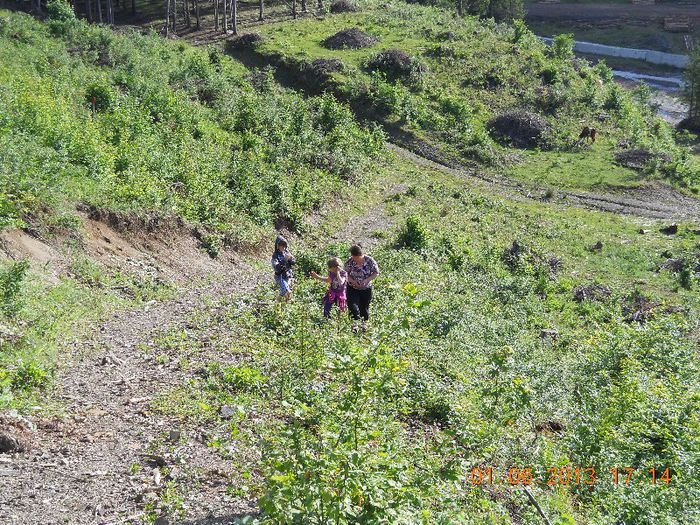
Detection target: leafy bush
<box><xmin>0</xmin><ymin>261</ymin><xmax>29</xmax><ymax>317</ymax></box>
<box><xmin>396</xmin><ymin>215</ymin><xmax>429</xmax><ymax>251</ymax></box>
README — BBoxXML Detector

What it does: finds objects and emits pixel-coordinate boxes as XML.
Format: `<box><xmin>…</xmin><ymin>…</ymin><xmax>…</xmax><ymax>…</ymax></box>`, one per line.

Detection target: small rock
<box><xmin>535</xmin><ymin>420</ymin><xmax>565</xmax><ymax>433</ymax></box>
<box><xmin>0</xmin><ymin>433</ymin><xmax>22</xmax><ymax>454</ymax></box>
<box><xmin>587</xmin><ymin>240</ymin><xmax>603</xmax><ymax>252</ymax></box>
<box><xmin>539</xmin><ymin>329</ymin><xmax>559</xmax><ymax>341</ymax></box>
<box><xmin>638</xmin><ymin>229</ymin><xmax>650</xmax><ymax>234</ymax></box>
<box><xmin>127</xmin><ymin>397</ymin><xmax>150</xmax><ymax>405</ymax></box>
<box><xmin>154</xmin><ymin>516</ymin><xmax>170</xmax><ymax>525</ymax></box>
<box><xmin>168</xmin><ymin>430</ymin><xmax>181</xmax><ymax>443</ymax></box>
<box><xmin>660</xmin><ymin>224</ymin><xmax>678</xmax><ymax>235</ymax></box>
<box><xmin>220</xmin><ymin>405</ymin><xmax>237</xmax><ymax>419</ymax></box>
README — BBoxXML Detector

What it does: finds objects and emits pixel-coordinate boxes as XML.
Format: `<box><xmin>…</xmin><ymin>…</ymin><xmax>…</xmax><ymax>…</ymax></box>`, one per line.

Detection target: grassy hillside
<box><xmin>0</xmin><ymin>6</ymin><xmax>382</xmax><ymax>408</ymax></box>
<box><xmin>0</xmin><ymin>7</ymin><xmax>382</xmax><ymax>242</ymax></box>
<box><xmin>151</xmin><ymin>155</ymin><xmax>700</xmax><ymax>524</ymax></box>
<box><xmin>234</xmin><ymin>1</ymin><xmax>698</xmax><ymax>191</ymax></box>
<box><xmin>0</xmin><ymin>5</ymin><xmax>699</xmax><ymax>525</ymax></box>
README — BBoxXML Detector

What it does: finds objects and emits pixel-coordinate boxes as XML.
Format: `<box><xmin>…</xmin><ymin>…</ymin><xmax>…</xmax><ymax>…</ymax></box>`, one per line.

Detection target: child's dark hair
<box><xmin>327</xmin><ymin>257</ymin><xmax>343</xmax><ymax>269</ymax></box>
<box><xmin>350</xmin><ymin>244</ymin><xmax>363</xmax><ymax>257</ymax></box>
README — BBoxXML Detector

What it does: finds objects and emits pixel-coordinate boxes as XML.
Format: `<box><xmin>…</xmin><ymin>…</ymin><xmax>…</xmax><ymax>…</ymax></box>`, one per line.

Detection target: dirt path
<box><xmin>0</xmin><ymin>263</ymin><xmax>264</xmax><ymax>525</ymax></box>
<box><xmin>0</xmin><ymin>185</ymin><xmax>400</xmax><ymax>525</ymax></box>
<box><xmin>386</xmin><ymin>143</ymin><xmax>700</xmax><ymax>221</ymax></box>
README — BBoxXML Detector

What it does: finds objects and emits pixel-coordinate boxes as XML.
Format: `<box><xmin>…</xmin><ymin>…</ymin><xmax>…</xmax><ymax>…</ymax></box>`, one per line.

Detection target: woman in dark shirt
<box><xmin>344</xmin><ymin>244</ymin><xmax>379</xmax><ymax>329</ymax></box>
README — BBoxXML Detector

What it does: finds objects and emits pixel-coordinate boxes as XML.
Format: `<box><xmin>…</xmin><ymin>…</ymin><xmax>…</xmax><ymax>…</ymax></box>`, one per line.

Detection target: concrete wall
<box><xmin>540</xmin><ymin>37</ymin><xmax>690</xmax><ymax>68</ymax></box>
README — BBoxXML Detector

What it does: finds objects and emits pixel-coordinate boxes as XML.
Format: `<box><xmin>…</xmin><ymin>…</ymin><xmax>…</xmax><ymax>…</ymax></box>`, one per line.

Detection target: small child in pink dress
<box><xmin>311</xmin><ymin>257</ymin><xmax>347</xmax><ymax>318</ymax></box>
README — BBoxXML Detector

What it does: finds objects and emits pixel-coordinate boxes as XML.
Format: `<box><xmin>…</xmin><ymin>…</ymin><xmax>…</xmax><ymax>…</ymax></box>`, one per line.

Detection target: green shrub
<box><xmin>0</xmin><ymin>260</ymin><xmax>29</xmax><ymax>317</ymax></box>
<box><xmin>85</xmin><ymin>82</ymin><xmax>115</xmax><ymax>113</ymax></box>
<box><xmin>396</xmin><ymin>215</ymin><xmax>429</xmax><ymax>251</ymax></box>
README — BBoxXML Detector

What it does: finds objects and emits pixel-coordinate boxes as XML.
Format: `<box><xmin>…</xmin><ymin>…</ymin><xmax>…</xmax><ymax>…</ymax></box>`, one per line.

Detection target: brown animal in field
<box><xmin>578</xmin><ymin>126</ymin><xmax>597</xmax><ymax>145</ymax></box>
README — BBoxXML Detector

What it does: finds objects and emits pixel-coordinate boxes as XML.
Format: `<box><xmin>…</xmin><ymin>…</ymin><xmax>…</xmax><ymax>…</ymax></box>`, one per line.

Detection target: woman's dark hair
<box><xmin>350</xmin><ymin>244</ymin><xmax>363</xmax><ymax>256</ymax></box>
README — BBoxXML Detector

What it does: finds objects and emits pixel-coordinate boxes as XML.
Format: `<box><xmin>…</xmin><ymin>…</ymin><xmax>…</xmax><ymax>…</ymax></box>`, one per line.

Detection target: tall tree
<box><xmin>231</xmin><ymin>0</ymin><xmax>237</xmax><ymax>34</ymax></box>
<box><xmin>259</xmin><ymin>0</ymin><xmax>264</xmax><ymax>21</ymax></box>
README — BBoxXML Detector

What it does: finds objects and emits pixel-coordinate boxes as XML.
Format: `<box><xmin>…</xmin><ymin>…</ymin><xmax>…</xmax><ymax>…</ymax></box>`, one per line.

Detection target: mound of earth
<box><xmin>614</xmin><ymin>148</ymin><xmax>672</xmax><ymax>170</ymax></box>
<box><xmin>487</xmin><ymin>111</ymin><xmax>552</xmax><ymax>150</ymax></box>
<box><xmin>330</xmin><ymin>0</ymin><xmax>358</xmax><ymax>13</ymax></box>
<box><xmin>322</xmin><ymin>28</ymin><xmax>378</xmax><ymax>50</ymax></box>
<box><xmin>366</xmin><ymin>48</ymin><xmax>422</xmax><ymax>80</ymax></box>
<box><xmin>304</xmin><ymin>57</ymin><xmax>345</xmax><ymax>87</ymax></box>
<box><xmin>226</xmin><ymin>32</ymin><xmax>264</xmax><ymax>51</ymax></box>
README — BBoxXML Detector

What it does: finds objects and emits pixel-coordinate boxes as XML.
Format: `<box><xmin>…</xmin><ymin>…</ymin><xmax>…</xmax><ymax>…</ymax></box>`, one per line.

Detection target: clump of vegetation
<box><xmin>322</xmin><ymin>28</ymin><xmax>378</xmax><ymax>50</ymax></box>
<box><xmin>0</xmin><ymin>260</ymin><xmax>29</xmax><ymax>317</ymax></box>
<box><xmin>396</xmin><ymin>215</ymin><xmax>429</xmax><ymax>250</ymax></box>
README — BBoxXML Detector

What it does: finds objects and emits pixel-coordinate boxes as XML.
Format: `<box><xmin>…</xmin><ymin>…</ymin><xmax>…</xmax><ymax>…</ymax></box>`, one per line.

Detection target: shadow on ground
<box><xmin>177</xmin><ymin>513</ymin><xmax>258</xmax><ymax>525</ymax></box>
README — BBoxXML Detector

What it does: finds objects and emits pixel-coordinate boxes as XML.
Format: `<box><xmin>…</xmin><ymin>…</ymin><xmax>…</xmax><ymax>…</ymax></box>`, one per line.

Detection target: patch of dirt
<box><xmin>328</xmin><ymin>184</ymin><xmax>407</xmax><ymax>252</ymax></box>
<box><xmin>0</xmin><ymin>229</ymin><xmax>66</xmax><ymax>280</ymax></box>
<box><xmin>0</xmin><ymin>263</ymin><xmax>263</xmax><ymax>525</ymax></box>
<box><xmin>573</xmin><ymin>283</ymin><xmax>611</xmax><ymax>303</ymax></box>
<box><xmin>322</xmin><ymin>28</ymin><xmax>377</xmax><ymax>50</ymax></box>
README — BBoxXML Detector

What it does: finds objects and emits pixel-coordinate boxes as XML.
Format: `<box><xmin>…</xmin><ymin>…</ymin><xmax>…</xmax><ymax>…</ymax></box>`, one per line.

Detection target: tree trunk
<box><xmin>223</xmin><ymin>0</ymin><xmax>228</xmax><ymax>32</ymax></box>
<box><xmin>317</xmin><ymin>0</ymin><xmax>322</xmax><ymax>10</ymax></box>
<box><xmin>87</xmin><ymin>0</ymin><xmax>93</xmax><ymax>22</ymax></box>
<box><xmin>259</xmin><ymin>0</ymin><xmax>264</xmax><ymax>21</ymax></box>
<box><xmin>456</xmin><ymin>0</ymin><xmax>463</xmax><ymax>16</ymax></box>
<box><xmin>184</xmin><ymin>0</ymin><xmax>191</xmax><ymax>28</ymax></box>
<box><xmin>131</xmin><ymin>0</ymin><xmax>136</xmax><ymax>15</ymax></box>
<box><xmin>96</xmin><ymin>0</ymin><xmax>103</xmax><ymax>23</ymax></box>
<box><xmin>232</xmin><ymin>0</ymin><xmax>237</xmax><ymax>34</ymax></box>
<box><xmin>107</xmin><ymin>0</ymin><xmax>114</xmax><ymax>24</ymax></box>
<box><xmin>194</xmin><ymin>0</ymin><xmax>200</xmax><ymax>29</ymax></box>
<box><xmin>301</xmin><ymin>0</ymin><xmax>307</xmax><ymax>12</ymax></box>
<box><xmin>165</xmin><ymin>0</ymin><xmax>170</xmax><ymax>35</ymax></box>
<box><xmin>172</xmin><ymin>0</ymin><xmax>177</xmax><ymax>31</ymax></box>
<box><xmin>292</xmin><ymin>0</ymin><xmax>296</xmax><ymax>19</ymax></box>
<box><xmin>214</xmin><ymin>0</ymin><xmax>219</xmax><ymax>30</ymax></box>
